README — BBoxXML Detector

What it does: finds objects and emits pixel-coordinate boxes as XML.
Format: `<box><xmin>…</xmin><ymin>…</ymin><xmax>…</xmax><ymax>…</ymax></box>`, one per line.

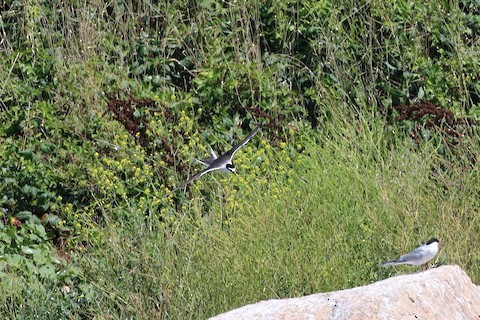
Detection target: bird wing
<box><xmin>224</xmin><ymin>124</ymin><xmax>262</xmax><ymax>158</ymax></box>
<box><xmin>400</xmin><ymin>245</ymin><xmax>428</xmax><ymax>259</ymax></box>
<box><xmin>399</xmin><ymin>245</ymin><xmax>428</xmax><ymax>261</ymax></box>
<box><xmin>163</xmin><ymin>166</ymin><xmax>219</xmax><ymax>197</ymax></box>
<box><xmin>382</xmin><ymin>244</ymin><xmax>427</xmax><ymax>266</ymax></box>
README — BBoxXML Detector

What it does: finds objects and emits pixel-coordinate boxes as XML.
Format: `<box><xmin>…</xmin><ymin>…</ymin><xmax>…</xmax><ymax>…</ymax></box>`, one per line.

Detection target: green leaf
<box><xmin>30</xmin><ymin>223</ymin><xmax>48</xmax><ymax>238</ymax></box>
<box><xmin>42</xmin><ymin>214</ymin><xmax>62</xmax><ymax>227</ymax></box>
<box><xmin>417</xmin><ymin>86</ymin><xmax>425</xmax><ymax>99</ymax></box>
<box><xmin>33</xmin><ymin>251</ymin><xmax>48</xmax><ymax>264</ymax></box>
<box><xmin>5</xmin><ymin>254</ymin><xmax>24</xmax><ymax>266</ymax></box>
<box><xmin>15</xmin><ymin>210</ymin><xmax>33</xmax><ymax>221</ymax></box>
<box><xmin>21</xmin><ymin>246</ymin><xmax>39</xmax><ymax>255</ymax></box>
<box><xmin>21</xmin><ymin>185</ymin><xmax>39</xmax><ymax>197</ymax></box>
<box><xmin>0</xmin><ymin>196</ymin><xmax>15</xmax><ymax>206</ymax></box>
<box><xmin>38</xmin><ymin>264</ymin><xmax>55</xmax><ymax>279</ymax></box>
<box><xmin>19</xmin><ymin>149</ymin><xmax>35</xmax><ymax>160</ymax></box>
<box><xmin>0</xmin><ymin>232</ymin><xmax>10</xmax><ymax>245</ymax></box>
<box><xmin>40</xmin><ymin>142</ymin><xmax>56</xmax><ymax>154</ymax></box>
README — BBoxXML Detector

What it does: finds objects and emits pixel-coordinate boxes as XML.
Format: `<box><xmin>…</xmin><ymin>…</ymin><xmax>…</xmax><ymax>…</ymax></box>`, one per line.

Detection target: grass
<box><xmin>71</xmin><ymin>117</ymin><xmax>480</xmax><ymax>319</ymax></box>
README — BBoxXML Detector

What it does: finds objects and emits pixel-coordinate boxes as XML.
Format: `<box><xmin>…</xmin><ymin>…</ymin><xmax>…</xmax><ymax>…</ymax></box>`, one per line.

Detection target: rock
<box><xmin>209</xmin><ymin>265</ymin><xmax>480</xmax><ymax>320</ymax></box>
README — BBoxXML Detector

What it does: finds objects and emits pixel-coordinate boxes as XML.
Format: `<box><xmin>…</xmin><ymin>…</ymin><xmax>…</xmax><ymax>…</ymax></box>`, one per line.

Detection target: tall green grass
<box><xmin>72</xmin><ymin>115</ymin><xmax>480</xmax><ymax>319</ymax></box>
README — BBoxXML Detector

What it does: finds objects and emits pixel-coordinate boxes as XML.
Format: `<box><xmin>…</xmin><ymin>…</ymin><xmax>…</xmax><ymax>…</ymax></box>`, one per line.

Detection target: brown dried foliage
<box><xmin>105</xmin><ymin>93</ymin><xmax>186</xmax><ymax>176</ymax></box>
<box><xmin>393</xmin><ymin>100</ymin><xmax>474</xmax><ymax>143</ymax></box>
<box><xmin>106</xmin><ymin>94</ymin><xmax>154</xmax><ymax>150</ymax></box>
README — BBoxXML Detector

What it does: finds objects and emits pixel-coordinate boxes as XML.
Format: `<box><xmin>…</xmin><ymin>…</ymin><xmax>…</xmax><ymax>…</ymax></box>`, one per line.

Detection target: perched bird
<box><xmin>164</xmin><ymin>124</ymin><xmax>262</xmax><ymax>197</ymax></box>
<box><xmin>382</xmin><ymin>238</ymin><xmax>440</xmax><ymax>270</ymax></box>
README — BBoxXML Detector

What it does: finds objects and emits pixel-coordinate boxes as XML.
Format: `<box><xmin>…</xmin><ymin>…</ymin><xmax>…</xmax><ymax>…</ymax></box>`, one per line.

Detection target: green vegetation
<box><xmin>1</xmin><ymin>0</ymin><xmax>479</xmax><ymax>318</ymax></box>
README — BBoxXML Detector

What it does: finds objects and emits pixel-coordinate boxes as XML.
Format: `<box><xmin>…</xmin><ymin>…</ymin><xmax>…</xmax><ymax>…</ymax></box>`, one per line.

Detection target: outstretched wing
<box><xmin>163</xmin><ymin>166</ymin><xmax>219</xmax><ymax>198</ymax></box>
<box><xmin>224</xmin><ymin>124</ymin><xmax>262</xmax><ymax>158</ymax></box>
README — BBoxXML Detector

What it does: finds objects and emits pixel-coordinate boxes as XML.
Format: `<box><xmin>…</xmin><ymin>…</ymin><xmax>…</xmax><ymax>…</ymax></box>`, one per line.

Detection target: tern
<box><xmin>164</xmin><ymin>124</ymin><xmax>262</xmax><ymax>197</ymax></box>
<box><xmin>382</xmin><ymin>238</ymin><xmax>440</xmax><ymax>270</ymax></box>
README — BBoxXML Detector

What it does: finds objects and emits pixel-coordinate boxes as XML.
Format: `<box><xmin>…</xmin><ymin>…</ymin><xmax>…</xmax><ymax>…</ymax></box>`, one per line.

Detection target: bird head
<box><xmin>226</xmin><ymin>163</ymin><xmax>236</xmax><ymax>174</ymax></box>
<box><xmin>426</xmin><ymin>237</ymin><xmax>440</xmax><ymax>250</ymax></box>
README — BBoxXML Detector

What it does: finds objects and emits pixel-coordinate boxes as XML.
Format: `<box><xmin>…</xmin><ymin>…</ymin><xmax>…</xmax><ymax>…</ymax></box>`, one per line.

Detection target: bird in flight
<box><xmin>382</xmin><ymin>238</ymin><xmax>440</xmax><ymax>270</ymax></box>
<box><xmin>164</xmin><ymin>124</ymin><xmax>262</xmax><ymax>197</ymax></box>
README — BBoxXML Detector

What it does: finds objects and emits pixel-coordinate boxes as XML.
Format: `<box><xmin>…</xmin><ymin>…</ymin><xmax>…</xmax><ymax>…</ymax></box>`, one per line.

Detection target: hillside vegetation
<box><xmin>0</xmin><ymin>1</ymin><xmax>479</xmax><ymax>319</ymax></box>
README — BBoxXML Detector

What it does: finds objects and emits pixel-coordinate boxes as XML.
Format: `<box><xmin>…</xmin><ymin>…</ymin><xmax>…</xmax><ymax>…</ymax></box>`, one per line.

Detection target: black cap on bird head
<box><xmin>226</xmin><ymin>163</ymin><xmax>236</xmax><ymax>174</ymax></box>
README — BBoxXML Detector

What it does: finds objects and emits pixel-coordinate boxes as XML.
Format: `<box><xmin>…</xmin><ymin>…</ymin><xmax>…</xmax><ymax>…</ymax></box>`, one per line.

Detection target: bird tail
<box><xmin>381</xmin><ymin>260</ymin><xmax>405</xmax><ymax>267</ymax></box>
<box><xmin>209</xmin><ymin>146</ymin><xmax>218</xmax><ymax>159</ymax></box>
<box><xmin>195</xmin><ymin>146</ymin><xmax>218</xmax><ymax>166</ymax></box>
<box><xmin>195</xmin><ymin>158</ymin><xmax>211</xmax><ymax>166</ymax></box>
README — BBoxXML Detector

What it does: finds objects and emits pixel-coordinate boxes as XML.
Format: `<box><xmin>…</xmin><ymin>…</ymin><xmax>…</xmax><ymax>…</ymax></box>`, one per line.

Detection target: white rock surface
<box><xmin>209</xmin><ymin>265</ymin><xmax>480</xmax><ymax>320</ymax></box>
